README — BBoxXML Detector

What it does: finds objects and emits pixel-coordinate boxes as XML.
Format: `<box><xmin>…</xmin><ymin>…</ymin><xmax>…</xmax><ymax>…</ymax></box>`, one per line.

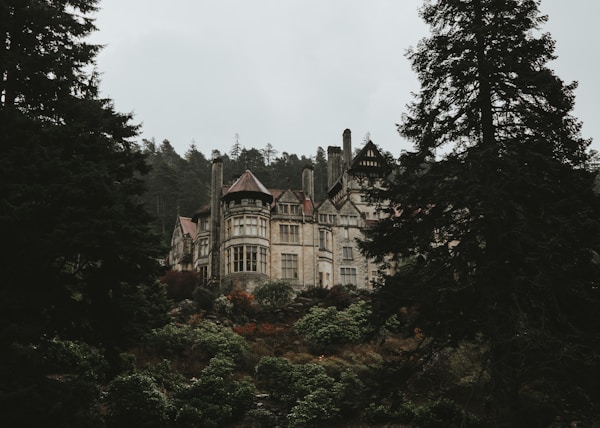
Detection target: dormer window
<box><xmin>279</xmin><ymin>203</ymin><xmax>300</xmax><ymax>215</ymax></box>
<box><xmin>198</xmin><ymin>217</ymin><xmax>209</xmax><ymax>232</ymax></box>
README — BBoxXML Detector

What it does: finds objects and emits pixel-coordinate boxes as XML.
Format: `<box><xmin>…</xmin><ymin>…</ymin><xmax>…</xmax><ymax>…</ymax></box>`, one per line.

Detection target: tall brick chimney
<box><xmin>343</xmin><ymin>128</ymin><xmax>352</xmax><ymax>170</ymax></box>
<box><xmin>210</xmin><ymin>158</ymin><xmax>223</xmax><ymax>281</ymax></box>
<box><xmin>327</xmin><ymin>146</ymin><xmax>342</xmax><ymax>189</ymax></box>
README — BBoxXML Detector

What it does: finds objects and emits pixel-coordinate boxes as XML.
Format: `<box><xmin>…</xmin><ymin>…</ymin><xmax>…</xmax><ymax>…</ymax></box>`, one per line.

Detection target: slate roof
<box><xmin>225</xmin><ymin>170</ymin><xmax>272</xmax><ymax>197</ymax></box>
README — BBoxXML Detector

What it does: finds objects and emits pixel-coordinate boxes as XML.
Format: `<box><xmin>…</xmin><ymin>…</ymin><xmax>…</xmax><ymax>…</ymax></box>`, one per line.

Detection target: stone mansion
<box><xmin>167</xmin><ymin>129</ymin><xmax>389</xmax><ymax>291</ymax></box>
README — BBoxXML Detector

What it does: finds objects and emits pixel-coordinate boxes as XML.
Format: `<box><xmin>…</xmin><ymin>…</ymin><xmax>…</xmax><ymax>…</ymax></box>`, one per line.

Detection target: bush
<box><xmin>294</xmin><ymin>301</ymin><xmax>373</xmax><ymax>352</ymax></box>
<box><xmin>298</xmin><ymin>285</ymin><xmax>330</xmax><ymax>299</ymax></box>
<box><xmin>144</xmin><ymin>321</ymin><xmax>248</xmax><ymax>362</ymax></box>
<box><xmin>227</xmin><ymin>287</ymin><xmax>255</xmax><ymax>316</ymax></box>
<box><xmin>141</xmin><ymin>359</ymin><xmax>187</xmax><ymax>392</ymax></box>
<box><xmin>159</xmin><ymin>270</ymin><xmax>200</xmax><ymax>301</ymax></box>
<box><xmin>174</xmin><ymin>355</ymin><xmax>256</xmax><ymax>428</ymax></box>
<box><xmin>105</xmin><ymin>373</ymin><xmax>171</xmax><ymax>428</ymax></box>
<box><xmin>255</xmin><ymin>356</ymin><xmax>298</xmax><ymax>402</ymax></box>
<box><xmin>36</xmin><ymin>339</ymin><xmax>108</xmax><ymax>381</ymax></box>
<box><xmin>364</xmin><ymin>400</ymin><xmax>416</xmax><ymax>425</ymax></box>
<box><xmin>288</xmin><ymin>387</ymin><xmax>340</xmax><ymax>427</ymax></box>
<box><xmin>413</xmin><ymin>398</ymin><xmax>483</xmax><ymax>428</ymax></box>
<box><xmin>253</xmin><ymin>280</ymin><xmax>295</xmax><ymax>308</ymax></box>
<box><xmin>323</xmin><ymin>284</ymin><xmax>352</xmax><ymax>309</ymax></box>
<box><xmin>193</xmin><ymin>286</ymin><xmax>218</xmax><ymax>312</ymax></box>
<box><xmin>255</xmin><ymin>356</ymin><xmax>365</xmax><ymax>426</ymax></box>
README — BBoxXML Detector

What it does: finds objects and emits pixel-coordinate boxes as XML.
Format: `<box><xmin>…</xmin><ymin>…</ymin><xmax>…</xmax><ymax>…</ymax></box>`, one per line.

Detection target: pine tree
<box><xmin>361</xmin><ymin>1</ymin><xmax>600</xmax><ymax>425</ymax></box>
<box><xmin>0</xmin><ymin>2</ymin><xmax>169</xmax><ymax>412</ymax></box>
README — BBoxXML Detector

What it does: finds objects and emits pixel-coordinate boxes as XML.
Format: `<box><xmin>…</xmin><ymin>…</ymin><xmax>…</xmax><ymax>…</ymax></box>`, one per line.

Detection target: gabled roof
<box><xmin>270</xmin><ymin>188</ymin><xmax>314</xmax><ymax>216</ymax></box>
<box><xmin>349</xmin><ymin>140</ymin><xmax>388</xmax><ymax>177</ymax></box>
<box><xmin>178</xmin><ymin>216</ymin><xmax>195</xmax><ymax>237</ymax></box>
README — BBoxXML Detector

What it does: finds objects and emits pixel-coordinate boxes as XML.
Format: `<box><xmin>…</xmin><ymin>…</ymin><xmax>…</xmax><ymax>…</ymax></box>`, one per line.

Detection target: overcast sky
<box><xmin>90</xmin><ymin>0</ymin><xmax>600</xmax><ymax>158</ymax></box>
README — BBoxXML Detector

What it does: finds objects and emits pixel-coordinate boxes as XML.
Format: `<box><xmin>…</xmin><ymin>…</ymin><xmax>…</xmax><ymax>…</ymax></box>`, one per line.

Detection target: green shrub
<box><xmin>106</xmin><ymin>373</ymin><xmax>171</xmax><ymax>428</ymax></box>
<box><xmin>323</xmin><ymin>284</ymin><xmax>352</xmax><ymax>309</ymax></box>
<box><xmin>193</xmin><ymin>286</ymin><xmax>218</xmax><ymax>311</ymax></box>
<box><xmin>294</xmin><ymin>301</ymin><xmax>373</xmax><ymax>351</ymax></box>
<box><xmin>174</xmin><ymin>355</ymin><xmax>256</xmax><ymax>427</ymax></box>
<box><xmin>141</xmin><ymin>359</ymin><xmax>187</xmax><ymax>392</ymax></box>
<box><xmin>144</xmin><ymin>321</ymin><xmax>248</xmax><ymax>361</ymax></box>
<box><xmin>244</xmin><ymin>408</ymin><xmax>278</xmax><ymax>427</ymax></box>
<box><xmin>413</xmin><ymin>398</ymin><xmax>483</xmax><ymax>428</ymax></box>
<box><xmin>159</xmin><ymin>270</ymin><xmax>200</xmax><ymax>301</ymax></box>
<box><xmin>288</xmin><ymin>387</ymin><xmax>340</xmax><ymax>427</ymax></box>
<box><xmin>37</xmin><ymin>339</ymin><xmax>108</xmax><ymax>381</ymax></box>
<box><xmin>254</xmin><ymin>280</ymin><xmax>295</xmax><ymax>307</ymax></box>
<box><xmin>298</xmin><ymin>285</ymin><xmax>330</xmax><ymax>299</ymax></box>
<box><xmin>364</xmin><ymin>399</ymin><xmax>416</xmax><ymax>425</ymax></box>
<box><xmin>255</xmin><ymin>356</ymin><xmax>298</xmax><ymax>402</ymax></box>
<box><xmin>255</xmin><ymin>356</ymin><xmax>365</xmax><ymax>426</ymax></box>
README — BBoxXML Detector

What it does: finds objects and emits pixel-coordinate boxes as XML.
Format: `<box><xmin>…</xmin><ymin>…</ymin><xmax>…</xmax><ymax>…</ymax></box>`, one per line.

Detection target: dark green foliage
<box><xmin>144</xmin><ymin>321</ymin><xmax>249</xmax><ymax>362</ymax></box>
<box><xmin>413</xmin><ymin>398</ymin><xmax>483</xmax><ymax>428</ymax></box>
<box><xmin>105</xmin><ymin>373</ymin><xmax>171</xmax><ymax>428</ymax></box>
<box><xmin>0</xmin><ymin>339</ymin><xmax>108</xmax><ymax>428</ymax></box>
<box><xmin>193</xmin><ymin>285</ymin><xmax>218</xmax><ymax>311</ymax></box>
<box><xmin>323</xmin><ymin>283</ymin><xmax>353</xmax><ymax>309</ymax></box>
<box><xmin>0</xmin><ymin>0</ymin><xmax>171</xmax><ymax>424</ymax></box>
<box><xmin>255</xmin><ymin>356</ymin><xmax>366</xmax><ymax>427</ymax></box>
<box><xmin>298</xmin><ymin>285</ymin><xmax>331</xmax><ymax>299</ymax></box>
<box><xmin>253</xmin><ymin>280</ymin><xmax>295</xmax><ymax>308</ymax></box>
<box><xmin>160</xmin><ymin>270</ymin><xmax>200</xmax><ymax>301</ymax></box>
<box><xmin>173</xmin><ymin>355</ymin><xmax>256</xmax><ymax>428</ymax></box>
<box><xmin>361</xmin><ymin>0</ymin><xmax>600</xmax><ymax>425</ymax></box>
<box><xmin>294</xmin><ymin>301</ymin><xmax>373</xmax><ymax>352</ymax></box>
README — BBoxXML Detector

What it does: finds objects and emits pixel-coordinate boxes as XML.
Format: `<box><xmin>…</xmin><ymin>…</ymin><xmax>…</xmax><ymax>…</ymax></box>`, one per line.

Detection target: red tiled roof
<box><xmin>179</xmin><ymin>216</ymin><xmax>196</xmax><ymax>237</ymax></box>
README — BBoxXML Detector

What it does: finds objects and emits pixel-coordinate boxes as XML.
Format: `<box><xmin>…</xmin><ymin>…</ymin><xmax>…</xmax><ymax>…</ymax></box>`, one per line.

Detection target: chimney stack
<box><xmin>210</xmin><ymin>158</ymin><xmax>223</xmax><ymax>281</ymax></box>
<box><xmin>327</xmin><ymin>146</ymin><xmax>342</xmax><ymax>189</ymax></box>
<box><xmin>343</xmin><ymin>129</ymin><xmax>352</xmax><ymax>170</ymax></box>
<box><xmin>302</xmin><ymin>165</ymin><xmax>314</xmax><ymax>200</ymax></box>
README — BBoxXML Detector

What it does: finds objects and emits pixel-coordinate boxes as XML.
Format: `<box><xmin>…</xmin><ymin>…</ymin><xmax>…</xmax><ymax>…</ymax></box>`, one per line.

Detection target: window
<box><xmin>318</xmin><ymin>272</ymin><xmax>331</xmax><ymax>287</ymax></box>
<box><xmin>342</xmin><ymin>246</ymin><xmax>353</xmax><ymax>260</ymax></box>
<box><xmin>199</xmin><ymin>266</ymin><xmax>208</xmax><ymax>285</ymax></box>
<box><xmin>233</xmin><ymin>217</ymin><xmax>244</xmax><ymax>236</ymax></box>
<box><xmin>228</xmin><ymin>215</ymin><xmax>266</xmax><ymax>237</ymax></box>
<box><xmin>199</xmin><ymin>217</ymin><xmax>209</xmax><ymax>231</ymax></box>
<box><xmin>259</xmin><ymin>218</ymin><xmax>267</xmax><ymax>237</ymax></box>
<box><xmin>199</xmin><ymin>238</ymin><xmax>209</xmax><ymax>257</ymax></box>
<box><xmin>228</xmin><ymin>245</ymin><xmax>267</xmax><ymax>273</ymax></box>
<box><xmin>279</xmin><ymin>203</ymin><xmax>300</xmax><ymax>215</ymax></box>
<box><xmin>319</xmin><ymin>229</ymin><xmax>330</xmax><ymax>250</ymax></box>
<box><xmin>233</xmin><ymin>246</ymin><xmax>244</xmax><ymax>272</ymax></box>
<box><xmin>340</xmin><ymin>267</ymin><xmax>357</xmax><ymax>285</ymax></box>
<box><xmin>280</xmin><ymin>224</ymin><xmax>299</xmax><ymax>243</ymax></box>
<box><xmin>247</xmin><ymin>216</ymin><xmax>258</xmax><ymax>235</ymax></box>
<box><xmin>340</xmin><ymin>215</ymin><xmax>358</xmax><ymax>226</ymax></box>
<box><xmin>246</xmin><ymin>246</ymin><xmax>257</xmax><ymax>271</ymax></box>
<box><xmin>318</xmin><ymin>214</ymin><xmax>336</xmax><ymax>224</ymax></box>
<box><xmin>260</xmin><ymin>247</ymin><xmax>267</xmax><ymax>273</ymax></box>
<box><xmin>281</xmin><ymin>254</ymin><xmax>298</xmax><ymax>279</ymax></box>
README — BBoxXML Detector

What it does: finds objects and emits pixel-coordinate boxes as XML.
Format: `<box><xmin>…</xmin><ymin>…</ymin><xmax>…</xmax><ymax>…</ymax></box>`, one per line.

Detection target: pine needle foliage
<box><xmin>360</xmin><ymin>1</ymin><xmax>600</xmax><ymax>425</ymax></box>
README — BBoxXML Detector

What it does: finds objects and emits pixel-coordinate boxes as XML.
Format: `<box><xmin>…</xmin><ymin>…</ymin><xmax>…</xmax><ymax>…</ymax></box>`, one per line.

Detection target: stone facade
<box><xmin>167</xmin><ymin>129</ymin><xmax>389</xmax><ymax>291</ymax></box>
